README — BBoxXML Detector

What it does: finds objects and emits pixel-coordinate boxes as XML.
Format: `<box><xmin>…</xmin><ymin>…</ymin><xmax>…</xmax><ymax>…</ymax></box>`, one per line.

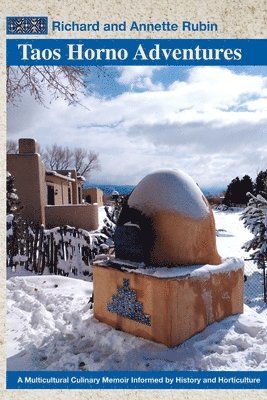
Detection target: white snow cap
<box><xmin>128</xmin><ymin>170</ymin><xmax>209</xmax><ymax>219</ymax></box>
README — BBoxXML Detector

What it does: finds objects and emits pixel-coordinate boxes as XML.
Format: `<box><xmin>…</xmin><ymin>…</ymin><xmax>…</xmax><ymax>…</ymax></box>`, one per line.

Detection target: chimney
<box><xmin>19</xmin><ymin>138</ymin><xmax>39</xmax><ymax>154</ymax></box>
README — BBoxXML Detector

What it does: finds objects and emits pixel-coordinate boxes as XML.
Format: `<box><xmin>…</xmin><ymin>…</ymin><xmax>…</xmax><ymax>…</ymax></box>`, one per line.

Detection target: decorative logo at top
<box><xmin>107</xmin><ymin>279</ymin><xmax>151</xmax><ymax>326</ymax></box>
<box><xmin>6</xmin><ymin>17</ymin><xmax>48</xmax><ymax>35</ymax></box>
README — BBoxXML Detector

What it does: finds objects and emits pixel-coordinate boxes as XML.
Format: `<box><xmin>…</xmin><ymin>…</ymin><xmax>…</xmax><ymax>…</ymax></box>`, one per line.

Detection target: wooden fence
<box><xmin>6</xmin><ymin>215</ymin><xmax>111</xmax><ymax>278</ymax></box>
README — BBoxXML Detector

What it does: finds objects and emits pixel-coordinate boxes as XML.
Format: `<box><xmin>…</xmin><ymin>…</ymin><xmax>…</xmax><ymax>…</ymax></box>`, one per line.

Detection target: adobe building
<box><xmin>7</xmin><ymin>138</ymin><xmax>47</xmax><ymax>225</ymax></box>
<box><xmin>83</xmin><ymin>187</ymin><xmax>103</xmax><ymax>206</ymax></box>
<box><xmin>94</xmin><ymin>170</ymin><xmax>244</xmax><ymax>347</ymax></box>
<box><xmin>7</xmin><ymin>138</ymin><xmax>99</xmax><ymax>231</ymax></box>
<box><xmin>48</xmin><ymin>170</ymin><xmax>85</xmax><ymax>206</ymax></box>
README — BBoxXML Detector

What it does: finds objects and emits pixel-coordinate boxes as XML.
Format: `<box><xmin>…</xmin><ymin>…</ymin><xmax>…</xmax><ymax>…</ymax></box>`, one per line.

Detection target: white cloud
<box><xmin>7</xmin><ymin>66</ymin><xmax>267</xmax><ymax>188</ymax></box>
<box><xmin>117</xmin><ymin>66</ymin><xmax>163</xmax><ymax>91</ymax></box>
<box><xmin>245</xmin><ymin>98</ymin><xmax>267</xmax><ymax>112</ymax></box>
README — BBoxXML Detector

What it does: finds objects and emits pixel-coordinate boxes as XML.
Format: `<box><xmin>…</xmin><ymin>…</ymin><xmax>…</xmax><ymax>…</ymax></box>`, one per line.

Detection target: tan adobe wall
<box><xmin>69</xmin><ymin>170</ymin><xmax>83</xmax><ymax>204</ymax></box>
<box><xmin>19</xmin><ymin>138</ymin><xmax>39</xmax><ymax>154</ymax></box>
<box><xmin>70</xmin><ymin>171</ymin><xmax>80</xmax><ymax>204</ymax></box>
<box><xmin>93</xmin><ymin>261</ymin><xmax>244</xmax><ymax>347</ymax></box>
<box><xmin>7</xmin><ymin>153</ymin><xmax>46</xmax><ymax>225</ymax></box>
<box><xmin>7</xmin><ymin>139</ymin><xmax>97</xmax><ymax>230</ymax></box>
<box><xmin>51</xmin><ymin>170</ymin><xmax>83</xmax><ymax>204</ymax></box>
<box><xmin>46</xmin><ymin>174</ymin><xmax>72</xmax><ymax>205</ymax></box>
<box><xmin>83</xmin><ymin>188</ymin><xmax>103</xmax><ymax>206</ymax></box>
<box><xmin>45</xmin><ymin>204</ymin><xmax>99</xmax><ymax>231</ymax></box>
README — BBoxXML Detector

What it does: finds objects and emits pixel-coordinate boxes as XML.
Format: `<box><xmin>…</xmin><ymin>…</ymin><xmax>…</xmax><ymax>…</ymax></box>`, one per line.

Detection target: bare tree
<box><xmin>73</xmin><ymin>147</ymin><xmax>100</xmax><ymax>176</ymax></box>
<box><xmin>7</xmin><ymin>66</ymin><xmax>86</xmax><ymax>106</ymax></box>
<box><xmin>7</xmin><ymin>139</ymin><xmax>19</xmax><ymax>154</ymax></box>
<box><xmin>42</xmin><ymin>144</ymin><xmax>73</xmax><ymax>170</ymax></box>
<box><xmin>42</xmin><ymin>144</ymin><xmax>100</xmax><ymax>177</ymax></box>
<box><xmin>7</xmin><ymin>66</ymin><xmax>102</xmax><ymax>177</ymax></box>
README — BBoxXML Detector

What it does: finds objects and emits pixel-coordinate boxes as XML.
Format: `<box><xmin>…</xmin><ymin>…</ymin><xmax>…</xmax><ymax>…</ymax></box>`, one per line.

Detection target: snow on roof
<box><xmin>128</xmin><ymin>170</ymin><xmax>209</xmax><ymax>219</ymax></box>
<box><xmin>46</xmin><ymin>171</ymin><xmax>75</xmax><ymax>182</ymax></box>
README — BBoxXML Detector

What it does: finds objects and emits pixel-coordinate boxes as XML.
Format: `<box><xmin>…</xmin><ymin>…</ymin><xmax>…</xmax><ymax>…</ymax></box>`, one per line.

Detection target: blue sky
<box><xmin>86</xmin><ymin>66</ymin><xmax>267</xmax><ymax>98</ymax></box>
<box><xmin>7</xmin><ymin>66</ymin><xmax>267</xmax><ymax>187</ymax></box>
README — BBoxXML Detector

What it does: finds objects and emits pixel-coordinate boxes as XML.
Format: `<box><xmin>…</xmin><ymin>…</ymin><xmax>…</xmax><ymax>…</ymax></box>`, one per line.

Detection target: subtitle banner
<box><xmin>6</xmin><ymin>371</ymin><xmax>267</xmax><ymax>389</ymax></box>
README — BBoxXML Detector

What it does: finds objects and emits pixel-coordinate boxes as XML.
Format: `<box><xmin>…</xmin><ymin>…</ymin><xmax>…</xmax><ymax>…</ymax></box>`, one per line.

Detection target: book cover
<box><xmin>1</xmin><ymin>1</ymin><xmax>267</xmax><ymax>400</ymax></box>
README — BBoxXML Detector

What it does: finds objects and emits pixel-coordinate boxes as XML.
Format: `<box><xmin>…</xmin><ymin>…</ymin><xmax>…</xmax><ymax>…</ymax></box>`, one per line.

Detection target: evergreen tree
<box><xmin>6</xmin><ymin>172</ymin><xmax>25</xmax><ymax>268</ymax></box>
<box><xmin>6</xmin><ymin>172</ymin><xmax>20</xmax><ymax>214</ymax></box>
<box><xmin>241</xmin><ymin>192</ymin><xmax>267</xmax><ymax>267</ymax></box>
<box><xmin>255</xmin><ymin>170</ymin><xmax>267</xmax><ymax>196</ymax></box>
<box><xmin>239</xmin><ymin>175</ymin><xmax>254</xmax><ymax>205</ymax></box>
<box><xmin>223</xmin><ymin>177</ymin><xmax>241</xmax><ymax>206</ymax></box>
<box><xmin>223</xmin><ymin>175</ymin><xmax>254</xmax><ymax>206</ymax></box>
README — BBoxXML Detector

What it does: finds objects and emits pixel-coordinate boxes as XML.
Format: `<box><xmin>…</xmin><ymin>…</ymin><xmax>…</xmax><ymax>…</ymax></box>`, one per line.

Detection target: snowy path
<box><xmin>6</xmin><ymin>275</ymin><xmax>267</xmax><ymax>371</ymax></box>
<box><xmin>6</xmin><ymin>209</ymin><xmax>267</xmax><ymax>371</ymax></box>
<box><xmin>215</xmin><ymin>209</ymin><xmax>253</xmax><ymax>259</ymax></box>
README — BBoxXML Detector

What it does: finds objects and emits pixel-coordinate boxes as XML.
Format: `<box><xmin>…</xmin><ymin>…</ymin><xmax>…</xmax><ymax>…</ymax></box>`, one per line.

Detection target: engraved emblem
<box><xmin>107</xmin><ymin>279</ymin><xmax>151</xmax><ymax>326</ymax></box>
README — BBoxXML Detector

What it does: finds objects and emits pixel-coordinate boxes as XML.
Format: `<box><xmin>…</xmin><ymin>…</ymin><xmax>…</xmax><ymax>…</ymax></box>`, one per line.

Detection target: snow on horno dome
<box><xmin>128</xmin><ymin>170</ymin><xmax>210</xmax><ymax>219</ymax></box>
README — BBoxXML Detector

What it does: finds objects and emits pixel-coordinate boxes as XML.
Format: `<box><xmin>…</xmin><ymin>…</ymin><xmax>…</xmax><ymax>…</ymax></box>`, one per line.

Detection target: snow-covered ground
<box><xmin>6</xmin><ymin>209</ymin><xmax>267</xmax><ymax>371</ymax></box>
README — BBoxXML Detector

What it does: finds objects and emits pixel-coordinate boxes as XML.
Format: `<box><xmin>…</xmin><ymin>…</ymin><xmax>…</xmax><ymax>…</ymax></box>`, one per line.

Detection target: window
<box><xmin>85</xmin><ymin>195</ymin><xmax>92</xmax><ymax>204</ymax></box>
<box><xmin>78</xmin><ymin>186</ymin><xmax>82</xmax><ymax>204</ymax></box>
<box><xmin>68</xmin><ymin>187</ymin><xmax>72</xmax><ymax>204</ymax></box>
<box><xmin>47</xmin><ymin>185</ymin><xmax>55</xmax><ymax>205</ymax></box>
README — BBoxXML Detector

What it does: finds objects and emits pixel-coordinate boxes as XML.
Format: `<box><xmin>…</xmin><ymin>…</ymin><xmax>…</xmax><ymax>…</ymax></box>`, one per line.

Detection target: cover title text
<box><xmin>17</xmin><ymin>43</ymin><xmax>242</xmax><ymax>62</ymax></box>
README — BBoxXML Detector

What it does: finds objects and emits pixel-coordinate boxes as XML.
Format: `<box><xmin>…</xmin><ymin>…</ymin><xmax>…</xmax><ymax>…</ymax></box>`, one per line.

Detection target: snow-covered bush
<box><xmin>101</xmin><ymin>193</ymin><xmax>128</xmax><ymax>239</ymax></box>
<box><xmin>241</xmin><ymin>192</ymin><xmax>267</xmax><ymax>267</ymax></box>
<box><xmin>7</xmin><ymin>223</ymin><xmax>110</xmax><ymax>278</ymax></box>
<box><xmin>6</xmin><ymin>171</ymin><xmax>112</xmax><ymax>276</ymax></box>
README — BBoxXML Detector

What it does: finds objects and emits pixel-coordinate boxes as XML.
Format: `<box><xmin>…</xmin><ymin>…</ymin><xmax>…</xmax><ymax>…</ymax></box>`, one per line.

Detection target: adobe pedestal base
<box><xmin>93</xmin><ymin>260</ymin><xmax>244</xmax><ymax>347</ymax></box>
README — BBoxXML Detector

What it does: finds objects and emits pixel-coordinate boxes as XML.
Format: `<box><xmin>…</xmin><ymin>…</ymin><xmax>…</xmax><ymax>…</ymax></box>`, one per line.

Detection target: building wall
<box><xmin>70</xmin><ymin>171</ymin><xmax>79</xmax><ymax>204</ymax></box>
<box><xmin>7</xmin><ymin>138</ymin><xmax>99</xmax><ymax>230</ymax></box>
<box><xmin>83</xmin><ymin>188</ymin><xmax>103</xmax><ymax>206</ymax></box>
<box><xmin>7</xmin><ymin>151</ymin><xmax>46</xmax><ymax>226</ymax></box>
<box><xmin>45</xmin><ymin>204</ymin><xmax>99</xmax><ymax>231</ymax></box>
<box><xmin>46</xmin><ymin>174</ymin><xmax>72</xmax><ymax>205</ymax></box>
<box><xmin>55</xmin><ymin>170</ymin><xmax>84</xmax><ymax>204</ymax></box>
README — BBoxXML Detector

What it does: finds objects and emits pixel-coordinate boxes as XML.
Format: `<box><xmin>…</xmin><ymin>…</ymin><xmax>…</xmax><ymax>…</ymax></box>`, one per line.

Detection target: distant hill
<box><xmin>84</xmin><ymin>182</ymin><xmax>225</xmax><ymax>197</ymax></box>
<box><xmin>203</xmin><ymin>187</ymin><xmax>225</xmax><ymax>196</ymax></box>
